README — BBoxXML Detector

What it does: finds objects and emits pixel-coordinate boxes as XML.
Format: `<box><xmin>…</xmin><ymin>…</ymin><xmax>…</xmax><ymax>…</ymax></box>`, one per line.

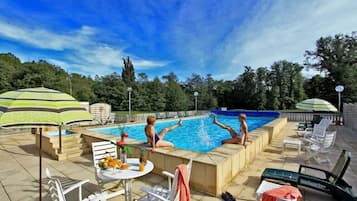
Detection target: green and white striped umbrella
<box><xmin>0</xmin><ymin>87</ymin><xmax>92</xmax><ymax>127</ymax></box>
<box><xmin>0</xmin><ymin>87</ymin><xmax>92</xmax><ymax>201</ymax></box>
<box><xmin>296</xmin><ymin>98</ymin><xmax>338</xmax><ymax>112</ymax></box>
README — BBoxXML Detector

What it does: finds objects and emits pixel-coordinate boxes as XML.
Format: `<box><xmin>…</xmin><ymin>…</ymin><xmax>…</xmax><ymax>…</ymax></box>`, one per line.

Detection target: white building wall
<box><xmin>343</xmin><ymin>103</ymin><xmax>357</xmax><ymax>131</ymax></box>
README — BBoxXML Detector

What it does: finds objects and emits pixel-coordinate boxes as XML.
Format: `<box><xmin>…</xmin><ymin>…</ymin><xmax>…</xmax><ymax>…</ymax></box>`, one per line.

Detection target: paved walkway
<box><xmin>0</xmin><ymin>122</ymin><xmax>356</xmax><ymax>201</ymax></box>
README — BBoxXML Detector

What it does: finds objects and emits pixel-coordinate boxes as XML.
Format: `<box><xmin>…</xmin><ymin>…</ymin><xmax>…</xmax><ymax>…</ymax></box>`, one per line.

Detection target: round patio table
<box><xmin>98</xmin><ymin>158</ymin><xmax>154</xmax><ymax>201</ymax></box>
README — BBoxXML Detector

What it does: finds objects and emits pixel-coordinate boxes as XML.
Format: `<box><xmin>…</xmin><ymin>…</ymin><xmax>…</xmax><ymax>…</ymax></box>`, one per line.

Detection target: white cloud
<box><xmin>132</xmin><ymin>60</ymin><xmax>170</xmax><ymax>69</ymax></box>
<box><xmin>0</xmin><ymin>20</ymin><xmax>92</xmax><ymax>50</ymax></box>
<box><xmin>216</xmin><ymin>0</ymin><xmax>357</xmax><ymax>79</ymax></box>
<box><xmin>0</xmin><ymin>18</ymin><xmax>168</xmax><ymax>76</ymax></box>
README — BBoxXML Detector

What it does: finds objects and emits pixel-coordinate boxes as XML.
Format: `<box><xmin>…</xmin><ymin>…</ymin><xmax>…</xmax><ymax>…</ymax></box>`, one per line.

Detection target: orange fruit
<box><xmin>108</xmin><ymin>160</ymin><xmax>117</xmax><ymax>168</ymax></box>
<box><xmin>120</xmin><ymin>163</ymin><xmax>130</xmax><ymax>169</ymax></box>
<box><xmin>116</xmin><ymin>160</ymin><xmax>122</xmax><ymax>166</ymax></box>
<box><xmin>139</xmin><ymin>163</ymin><xmax>145</xmax><ymax>172</ymax></box>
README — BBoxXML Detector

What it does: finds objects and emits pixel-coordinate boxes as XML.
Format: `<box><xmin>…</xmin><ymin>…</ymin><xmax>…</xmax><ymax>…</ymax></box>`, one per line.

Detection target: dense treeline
<box><xmin>0</xmin><ymin>32</ymin><xmax>356</xmax><ymax>111</ymax></box>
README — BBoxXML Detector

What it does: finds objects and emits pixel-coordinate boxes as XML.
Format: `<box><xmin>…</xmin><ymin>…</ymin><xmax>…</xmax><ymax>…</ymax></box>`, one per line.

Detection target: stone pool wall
<box><xmin>81</xmin><ymin>117</ymin><xmax>287</xmax><ymax>196</ymax></box>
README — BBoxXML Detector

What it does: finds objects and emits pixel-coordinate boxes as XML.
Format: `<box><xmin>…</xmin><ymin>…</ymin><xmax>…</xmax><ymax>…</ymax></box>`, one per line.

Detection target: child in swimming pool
<box><xmin>145</xmin><ymin>115</ymin><xmax>182</xmax><ymax>151</ymax></box>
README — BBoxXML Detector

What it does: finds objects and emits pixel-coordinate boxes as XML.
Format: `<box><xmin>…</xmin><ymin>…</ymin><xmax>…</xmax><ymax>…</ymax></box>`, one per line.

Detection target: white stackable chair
<box><xmin>299</xmin><ymin>124</ymin><xmax>326</xmax><ymax>145</ymax></box>
<box><xmin>48</xmin><ymin>177</ymin><xmax>107</xmax><ymax>201</ymax></box>
<box><xmin>305</xmin><ymin>130</ymin><xmax>336</xmax><ymax>164</ymax></box>
<box><xmin>91</xmin><ymin>141</ymin><xmax>125</xmax><ymax>199</ymax></box>
<box><xmin>139</xmin><ymin>159</ymin><xmax>193</xmax><ymax>201</ymax></box>
<box><xmin>46</xmin><ymin>168</ymin><xmax>90</xmax><ymax>201</ymax></box>
<box><xmin>297</xmin><ymin>118</ymin><xmax>332</xmax><ymax>137</ymax></box>
<box><xmin>319</xmin><ymin>118</ymin><xmax>332</xmax><ymax>129</ymax></box>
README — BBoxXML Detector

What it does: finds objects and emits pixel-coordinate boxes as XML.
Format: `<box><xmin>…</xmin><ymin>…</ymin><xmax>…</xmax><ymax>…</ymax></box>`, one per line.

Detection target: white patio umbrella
<box><xmin>0</xmin><ymin>87</ymin><xmax>92</xmax><ymax>200</ymax></box>
<box><xmin>296</xmin><ymin>98</ymin><xmax>338</xmax><ymax>112</ymax></box>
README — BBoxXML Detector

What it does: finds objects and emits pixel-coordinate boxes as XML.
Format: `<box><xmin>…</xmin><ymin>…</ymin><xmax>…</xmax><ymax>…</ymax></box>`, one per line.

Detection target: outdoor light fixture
<box><xmin>335</xmin><ymin>85</ymin><xmax>344</xmax><ymax>112</ymax></box>
<box><xmin>194</xmin><ymin>91</ymin><xmax>199</xmax><ymax>114</ymax></box>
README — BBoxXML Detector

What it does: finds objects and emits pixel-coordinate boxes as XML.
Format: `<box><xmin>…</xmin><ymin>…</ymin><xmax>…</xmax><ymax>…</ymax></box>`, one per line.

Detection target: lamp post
<box><xmin>335</xmin><ymin>85</ymin><xmax>344</xmax><ymax>125</ymax></box>
<box><xmin>335</xmin><ymin>85</ymin><xmax>344</xmax><ymax>112</ymax></box>
<box><xmin>127</xmin><ymin>87</ymin><xmax>133</xmax><ymax>122</ymax></box>
<box><xmin>194</xmin><ymin>91</ymin><xmax>198</xmax><ymax>114</ymax></box>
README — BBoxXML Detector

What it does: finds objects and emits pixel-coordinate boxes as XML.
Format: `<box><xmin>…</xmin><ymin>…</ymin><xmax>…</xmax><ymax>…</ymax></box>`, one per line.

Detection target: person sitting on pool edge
<box><xmin>213</xmin><ymin>113</ymin><xmax>249</xmax><ymax>145</ymax></box>
<box><xmin>145</xmin><ymin>115</ymin><xmax>183</xmax><ymax>150</ymax></box>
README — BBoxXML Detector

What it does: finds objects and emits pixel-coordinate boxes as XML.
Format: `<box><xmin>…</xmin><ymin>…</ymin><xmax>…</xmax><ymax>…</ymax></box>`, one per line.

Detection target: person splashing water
<box><xmin>145</xmin><ymin>115</ymin><xmax>182</xmax><ymax>151</ymax></box>
<box><xmin>213</xmin><ymin>113</ymin><xmax>249</xmax><ymax>146</ymax></box>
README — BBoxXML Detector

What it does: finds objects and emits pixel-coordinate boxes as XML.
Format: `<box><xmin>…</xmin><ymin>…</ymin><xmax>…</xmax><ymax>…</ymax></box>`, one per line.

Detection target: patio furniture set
<box><xmin>46</xmin><ymin>140</ymin><xmax>193</xmax><ymax>201</ymax></box>
<box><xmin>283</xmin><ymin>118</ymin><xmax>337</xmax><ymax>165</ymax></box>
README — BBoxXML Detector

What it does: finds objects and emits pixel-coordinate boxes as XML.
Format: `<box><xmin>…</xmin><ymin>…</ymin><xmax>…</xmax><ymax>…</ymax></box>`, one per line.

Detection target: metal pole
<box><xmin>59</xmin><ymin>125</ymin><xmax>62</xmax><ymax>154</ymax></box>
<box><xmin>39</xmin><ymin>127</ymin><xmax>42</xmax><ymax>201</ymax></box>
<box><xmin>338</xmin><ymin>92</ymin><xmax>341</xmax><ymax>112</ymax></box>
<box><xmin>195</xmin><ymin>96</ymin><xmax>197</xmax><ymax>114</ymax></box>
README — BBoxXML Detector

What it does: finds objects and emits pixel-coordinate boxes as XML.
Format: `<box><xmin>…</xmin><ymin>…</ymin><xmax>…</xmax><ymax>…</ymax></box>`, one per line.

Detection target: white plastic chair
<box><xmin>48</xmin><ymin>177</ymin><xmax>107</xmax><ymax>201</ymax></box>
<box><xmin>139</xmin><ymin>159</ymin><xmax>193</xmax><ymax>201</ymax></box>
<box><xmin>46</xmin><ymin>168</ymin><xmax>89</xmax><ymax>201</ymax></box>
<box><xmin>299</xmin><ymin>124</ymin><xmax>326</xmax><ymax>145</ymax></box>
<box><xmin>91</xmin><ymin>141</ymin><xmax>124</xmax><ymax>199</ymax></box>
<box><xmin>297</xmin><ymin>118</ymin><xmax>331</xmax><ymax>137</ymax></box>
<box><xmin>319</xmin><ymin>118</ymin><xmax>332</xmax><ymax>128</ymax></box>
<box><xmin>305</xmin><ymin>130</ymin><xmax>336</xmax><ymax>164</ymax></box>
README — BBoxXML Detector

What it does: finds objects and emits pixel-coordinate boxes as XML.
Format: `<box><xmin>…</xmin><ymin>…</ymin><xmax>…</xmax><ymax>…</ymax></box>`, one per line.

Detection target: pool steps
<box><xmin>36</xmin><ymin>133</ymin><xmax>91</xmax><ymax>160</ymax></box>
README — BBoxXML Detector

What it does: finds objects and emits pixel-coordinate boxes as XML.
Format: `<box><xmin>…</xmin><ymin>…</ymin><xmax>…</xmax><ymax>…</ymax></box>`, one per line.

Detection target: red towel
<box><xmin>176</xmin><ymin>164</ymin><xmax>191</xmax><ymax>201</ymax></box>
<box><xmin>262</xmin><ymin>185</ymin><xmax>302</xmax><ymax>201</ymax></box>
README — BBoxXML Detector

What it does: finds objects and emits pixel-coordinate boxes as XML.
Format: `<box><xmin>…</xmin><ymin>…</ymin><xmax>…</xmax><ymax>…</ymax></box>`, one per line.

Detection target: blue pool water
<box><xmin>92</xmin><ymin>115</ymin><xmax>275</xmax><ymax>152</ymax></box>
<box><xmin>47</xmin><ymin>130</ymin><xmax>75</xmax><ymax>136</ymax></box>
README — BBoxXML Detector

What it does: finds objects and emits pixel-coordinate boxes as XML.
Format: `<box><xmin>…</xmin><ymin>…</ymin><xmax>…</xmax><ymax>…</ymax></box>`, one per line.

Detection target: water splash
<box><xmin>197</xmin><ymin>118</ymin><xmax>213</xmax><ymax>147</ymax></box>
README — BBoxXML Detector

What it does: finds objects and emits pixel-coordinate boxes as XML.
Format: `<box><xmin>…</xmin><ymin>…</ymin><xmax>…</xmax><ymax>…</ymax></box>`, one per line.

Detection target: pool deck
<box><xmin>0</xmin><ymin>122</ymin><xmax>356</xmax><ymax>201</ymax></box>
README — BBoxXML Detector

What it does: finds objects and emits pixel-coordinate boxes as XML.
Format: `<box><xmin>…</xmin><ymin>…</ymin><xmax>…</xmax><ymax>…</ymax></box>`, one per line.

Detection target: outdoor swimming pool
<box><xmin>92</xmin><ymin>115</ymin><xmax>275</xmax><ymax>152</ymax></box>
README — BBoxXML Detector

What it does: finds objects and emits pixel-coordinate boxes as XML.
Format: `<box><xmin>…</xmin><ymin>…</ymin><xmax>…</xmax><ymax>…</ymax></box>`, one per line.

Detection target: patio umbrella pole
<box><xmin>59</xmin><ymin>124</ymin><xmax>62</xmax><ymax>154</ymax></box>
<box><xmin>39</xmin><ymin>127</ymin><xmax>42</xmax><ymax>201</ymax></box>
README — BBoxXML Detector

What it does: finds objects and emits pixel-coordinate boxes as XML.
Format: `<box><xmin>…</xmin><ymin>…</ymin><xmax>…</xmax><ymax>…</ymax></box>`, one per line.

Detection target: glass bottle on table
<box><xmin>120</xmin><ymin>148</ymin><xmax>127</xmax><ymax>164</ymax></box>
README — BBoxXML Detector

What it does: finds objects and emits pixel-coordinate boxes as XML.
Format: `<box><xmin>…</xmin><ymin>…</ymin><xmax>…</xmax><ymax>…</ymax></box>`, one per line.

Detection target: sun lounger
<box><xmin>261</xmin><ymin>150</ymin><xmax>355</xmax><ymax>201</ymax></box>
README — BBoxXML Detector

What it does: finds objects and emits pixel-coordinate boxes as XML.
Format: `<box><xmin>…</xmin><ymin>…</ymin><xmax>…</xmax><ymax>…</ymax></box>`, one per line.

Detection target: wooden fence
<box><xmin>279</xmin><ymin>110</ymin><xmax>342</xmax><ymax>123</ymax></box>
<box><xmin>115</xmin><ymin>110</ymin><xmax>209</xmax><ymax>123</ymax></box>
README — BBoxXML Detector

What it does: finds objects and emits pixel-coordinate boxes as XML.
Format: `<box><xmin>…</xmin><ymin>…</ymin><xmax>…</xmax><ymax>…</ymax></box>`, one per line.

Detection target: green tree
<box><xmin>11</xmin><ymin>60</ymin><xmax>68</xmax><ymax>91</ymax></box>
<box><xmin>305</xmin><ymin>32</ymin><xmax>357</xmax><ymax>104</ymax></box>
<box><xmin>163</xmin><ymin>72</ymin><xmax>189</xmax><ymax>111</ymax></box>
<box><xmin>122</xmin><ymin>56</ymin><xmax>135</xmax><ymax>85</ymax></box>
<box><xmin>267</xmin><ymin>61</ymin><xmax>305</xmax><ymax>109</ymax></box>
<box><xmin>0</xmin><ymin>53</ymin><xmax>21</xmax><ymax>92</ymax></box>
<box><xmin>71</xmin><ymin>73</ymin><xmax>96</xmax><ymax>102</ymax></box>
<box><xmin>255</xmin><ymin>67</ymin><xmax>268</xmax><ymax>110</ymax></box>
<box><xmin>147</xmin><ymin>77</ymin><xmax>166</xmax><ymax>111</ymax></box>
<box><xmin>93</xmin><ymin>73</ymin><xmax>126</xmax><ymax>111</ymax></box>
<box><xmin>205</xmin><ymin>74</ymin><xmax>218</xmax><ymax>109</ymax></box>
<box><xmin>235</xmin><ymin>66</ymin><xmax>256</xmax><ymax>109</ymax></box>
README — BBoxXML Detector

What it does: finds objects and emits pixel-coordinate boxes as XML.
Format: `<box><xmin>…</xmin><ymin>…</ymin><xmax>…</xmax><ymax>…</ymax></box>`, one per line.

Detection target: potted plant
<box><xmin>111</xmin><ymin>125</ymin><xmax>132</xmax><ymax>163</ymax></box>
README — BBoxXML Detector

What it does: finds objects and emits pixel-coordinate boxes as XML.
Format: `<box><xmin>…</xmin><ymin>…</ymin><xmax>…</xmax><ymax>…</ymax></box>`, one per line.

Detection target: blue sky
<box><xmin>0</xmin><ymin>0</ymin><xmax>356</xmax><ymax>80</ymax></box>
